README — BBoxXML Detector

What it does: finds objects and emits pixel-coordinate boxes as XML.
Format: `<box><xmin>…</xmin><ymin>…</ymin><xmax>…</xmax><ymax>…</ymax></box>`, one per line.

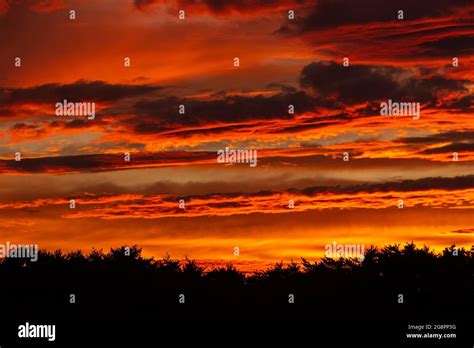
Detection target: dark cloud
<box><xmin>397</xmin><ymin>131</ymin><xmax>474</xmax><ymax>156</ymax></box>
<box><xmin>299</xmin><ymin>61</ymin><xmax>468</xmax><ymax>104</ymax></box>
<box><xmin>276</xmin><ymin>1</ymin><xmax>474</xmax><ymax>64</ymax></box>
<box><xmin>0</xmin><ymin>107</ymin><xmax>14</xmax><ymax>117</ymax></box>
<box><xmin>439</xmin><ymin>94</ymin><xmax>473</xmax><ymax>112</ymax></box>
<box><xmin>279</xmin><ymin>0</ymin><xmax>472</xmax><ymax>32</ymax></box>
<box><xmin>134</xmin><ymin>91</ymin><xmax>316</xmax><ymax>119</ymax></box>
<box><xmin>419</xmin><ymin>34</ymin><xmax>474</xmax><ymax>57</ymax></box>
<box><xmin>134</xmin><ymin>0</ymin><xmax>309</xmax><ymax>14</ymax></box>
<box><xmin>8</xmin><ymin>122</ymin><xmax>46</xmax><ymax>140</ymax></box>
<box><xmin>399</xmin><ymin>131</ymin><xmax>474</xmax><ymax>145</ymax></box>
<box><xmin>0</xmin><ymin>151</ymin><xmax>215</xmax><ymax>174</ymax></box>
<box><xmin>300</xmin><ymin>62</ymin><xmax>401</xmax><ymax>104</ymax></box>
<box><xmin>379</xmin><ymin>25</ymin><xmax>474</xmax><ymax>42</ymax></box>
<box><xmin>0</xmin><ymin>80</ymin><xmax>162</xmax><ymax>106</ymax></box>
<box><xmin>129</xmin><ymin>91</ymin><xmax>336</xmax><ymax>134</ymax></box>
<box><xmin>62</xmin><ymin>119</ymin><xmax>95</xmax><ymax>129</ymax></box>
<box><xmin>450</xmin><ymin>228</ymin><xmax>474</xmax><ymax>234</ymax></box>
<box><xmin>134</xmin><ymin>0</ymin><xmax>155</xmax><ymax>10</ymax></box>
<box><xmin>268</xmin><ymin>121</ymin><xmax>339</xmax><ymax>134</ymax></box>
<box><xmin>421</xmin><ymin>143</ymin><xmax>474</xmax><ymax>154</ymax></box>
<box><xmin>0</xmin><ymin>0</ymin><xmax>66</xmax><ymax>15</ymax></box>
<box><xmin>265</xmin><ymin>82</ymin><xmax>297</xmax><ymax>93</ymax></box>
<box><xmin>268</xmin><ymin>113</ymin><xmax>349</xmax><ymax>134</ymax></box>
<box><xmin>11</xmin><ymin>122</ymin><xmax>41</xmax><ymax>130</ymax></box>
<box><xmin>1</xmin><ymin>149</ymin><xmax>472</xmax><ymax>175</ymax></box>
<box><xmin>159</xmin><ymin>124</ymin><xmax>246</xmax><ymax>137</ymax></box>
<box><xmin>299</xmin><ymin>175</ymin><xmax>474</xmax><ymax>196</ymax></box>
<box><xmin>58</xmin><ymin>174</ymin><xmax>474</xmax><ymax>205</ymax></box>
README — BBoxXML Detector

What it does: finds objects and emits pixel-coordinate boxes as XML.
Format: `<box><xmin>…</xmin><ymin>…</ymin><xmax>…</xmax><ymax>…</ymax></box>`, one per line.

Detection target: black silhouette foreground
<box><xmin>1</xmin><ymin>242</ymin><xmax>472</xmax><ymax>321</ymax></box>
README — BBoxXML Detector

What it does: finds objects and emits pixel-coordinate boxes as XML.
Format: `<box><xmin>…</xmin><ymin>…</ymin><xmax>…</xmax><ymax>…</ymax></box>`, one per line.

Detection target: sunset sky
<box><xmin>0</xmin><ymin>0</ymin><xmax>473</xmax><ymax>270</ymax></box>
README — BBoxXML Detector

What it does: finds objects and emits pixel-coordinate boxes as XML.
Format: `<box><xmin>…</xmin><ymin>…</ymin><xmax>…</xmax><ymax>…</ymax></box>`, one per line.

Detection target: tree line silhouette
<box><xmin>1</xmin><ymin>242</ymin><xmax>472</xmax><ymax>320</ymax></box>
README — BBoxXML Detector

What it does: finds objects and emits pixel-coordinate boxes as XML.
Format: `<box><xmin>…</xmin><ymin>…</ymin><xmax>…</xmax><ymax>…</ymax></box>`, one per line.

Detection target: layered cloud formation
<box><xmin>0</xmin><ymin>0</ymin><xmax>472</xmax><ymax>268</ymax></box>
